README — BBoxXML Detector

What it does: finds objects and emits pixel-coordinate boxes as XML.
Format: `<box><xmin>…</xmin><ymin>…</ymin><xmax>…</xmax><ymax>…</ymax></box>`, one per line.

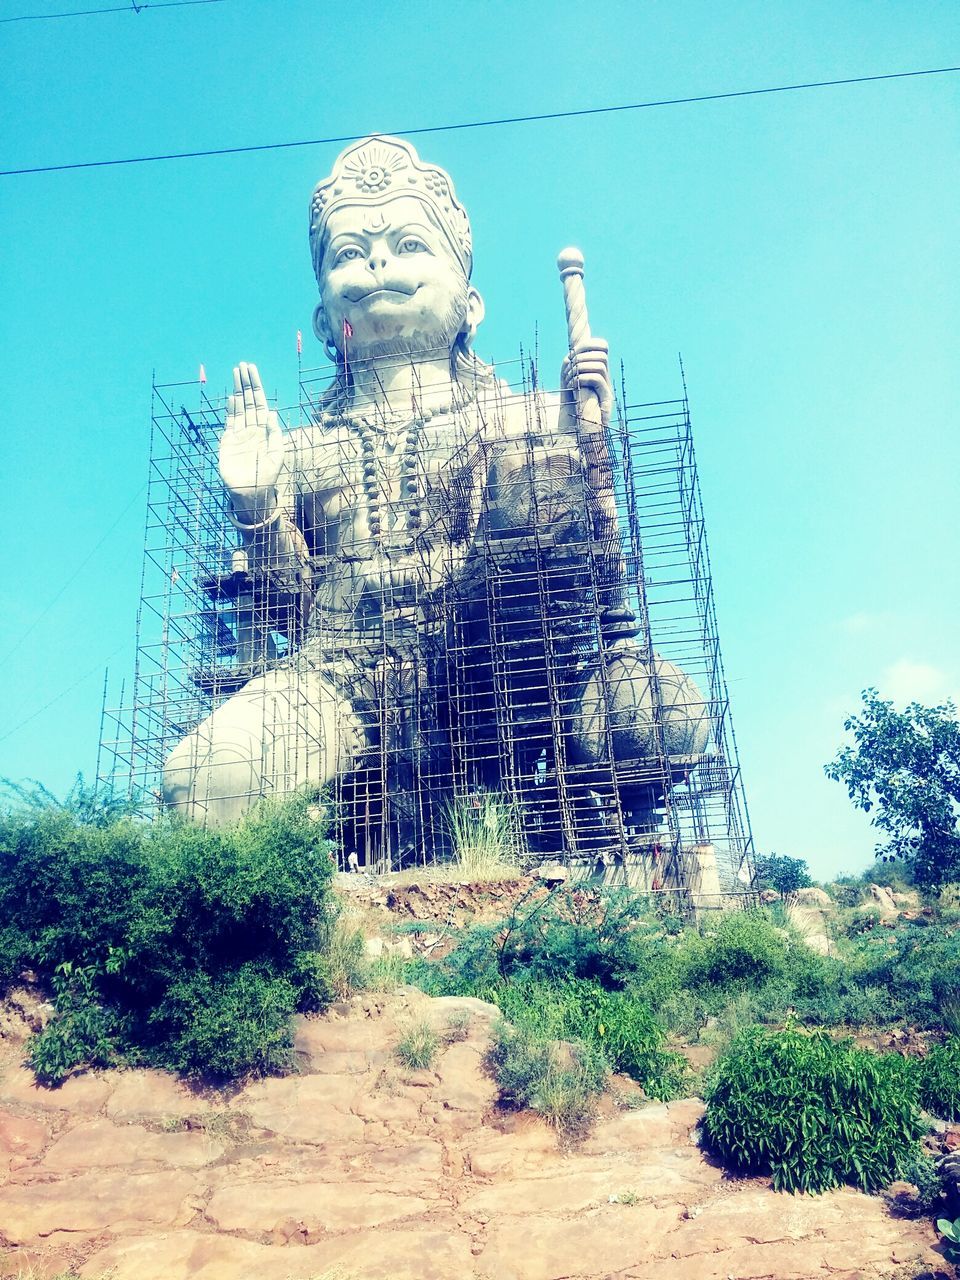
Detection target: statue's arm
<box><xmin>219</xmin><ymin>362</ymin><xmax>312</xmax><ymax>585</ymax></box>
<box><xmin>226</xmin><ymin>442</ymin><xmax>311</xmax><ymax>584</ymax></box>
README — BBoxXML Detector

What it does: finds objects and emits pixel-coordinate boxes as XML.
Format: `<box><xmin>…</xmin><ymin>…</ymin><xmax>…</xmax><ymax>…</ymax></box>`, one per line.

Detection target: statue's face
<box><xmin>316</xmin><ymin>195</ymin><xmax>472</xmax><ymax>356</ymax></box>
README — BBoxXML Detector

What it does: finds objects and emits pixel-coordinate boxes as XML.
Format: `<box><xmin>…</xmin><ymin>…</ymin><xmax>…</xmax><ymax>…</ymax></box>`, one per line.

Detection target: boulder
<box><xmin>868</xmin><ymin>883</ymin><xmax>899</xmax><ymax>915</ymax></box>
<box><xmin>792</xmin><ymin>886</ymin><xmax>834</xmax><ymax>908</ymax></box>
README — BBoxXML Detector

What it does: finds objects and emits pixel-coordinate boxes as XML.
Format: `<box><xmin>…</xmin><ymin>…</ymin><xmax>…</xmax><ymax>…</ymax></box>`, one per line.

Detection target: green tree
<box><xmin>753</xmin><ymin>853</ymin><xmax>813</xmax><ymax>897</ymax></box>
<box><xmin>825</xmin><ymin>689</ymin><xmax>960</xmax><ymax>891</ymax></box>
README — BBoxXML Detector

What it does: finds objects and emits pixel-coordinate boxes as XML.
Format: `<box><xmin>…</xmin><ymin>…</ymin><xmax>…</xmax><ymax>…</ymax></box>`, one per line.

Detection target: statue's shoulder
<box><xmin>282</xmin><ymin>421</ymin><xmax>350</xmax><ymax>489</ymax></box>
<box><xmin>491</xmin><ymin>386</ymin><xmax>566</xmax><ymax>444</ymax></box>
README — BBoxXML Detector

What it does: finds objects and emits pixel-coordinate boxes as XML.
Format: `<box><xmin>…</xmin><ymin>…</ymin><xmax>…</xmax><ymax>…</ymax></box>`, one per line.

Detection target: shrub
<box><xmin>394</xmin><ymin>1021</ymin><xmax>440</xmax><ymax>1070</ymax></box>
<box><xmin>444</xmin><ymin>791</ymin><xmax>525</xmax><ymax>877</ymax></box>
<box><xmin>422</xmin><ymin>885</ymin><xmax>680</xmax><ymax>1000</ymax></box>
<box><xmin>494</xmin><ymin>977</ymin><xmax>688</xmax><ymax>1100</ymax></box>
<box><xmin>704</xmin><ymin>1026</ymin><xmax>922</xmax><ymax>1193</ymax></box>
<box><xmin>848</xmin><ymin>924</ymin><xmax>960</xmax><ymax>1030</ymax></box>
<box><xmin>918</xmin><ymin>1037</ymin><xmax>960</xmax><ymax>1121</ymax></box>
<box><xmin>1</xmin><ymin>791</ymin><xmax>341</xmax><ymax>1083</ymax></box>
<box><xmin>826</xmin><ymin>878</ymin><xmax>865</xmax><ymax>909</ymax></box>
<box><xmin>322</xmin><ymin>910</ymin><xmax>366</xmax><ymax>1001</ymax></box>
<box><xmin>488</xmin><ymin>1018</ymin><xmax>607</xmax><ymax>1141</ymax></box>
<box><xmin>932</xmin><ymin>970</ymin><xmax>960</xmax><ymax>1036</ymax></box>
<box><xmin>894</xmin><ymin>1144</ymin><xmax>945</xmax><ymax>1214</ymax></box>
<box><xmin>676</xmin><ymin>911</ymin><xmax>788</xmax><ymax>992</ymax></box>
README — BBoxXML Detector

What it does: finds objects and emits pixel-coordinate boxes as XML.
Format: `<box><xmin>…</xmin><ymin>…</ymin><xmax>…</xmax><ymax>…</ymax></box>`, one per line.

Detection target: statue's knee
<box><xmin>567</xmin><ymin>649</ymin><xmax>709</xmax><ymax>765</ymax></box>
<box><xmin>161</xmin><ymin>734</ymin><xmax>200</xmax><ymax>811</ymax></box>
<box><xmin>162</xmin><ymin>721</ymin><xmax>262</xmax><ymax>821</ymax></box>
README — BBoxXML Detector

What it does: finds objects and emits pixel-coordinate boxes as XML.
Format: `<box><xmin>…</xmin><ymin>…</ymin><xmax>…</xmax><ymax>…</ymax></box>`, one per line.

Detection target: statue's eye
<box><xmin>398</xmin><ymin>237</ymin><xmax>427</xmax><ymax>254</ymax></box>
<box><xmin>335</xmin><ymin>246</ymin><xmax>364</xmax><ymax>263</ymax></box>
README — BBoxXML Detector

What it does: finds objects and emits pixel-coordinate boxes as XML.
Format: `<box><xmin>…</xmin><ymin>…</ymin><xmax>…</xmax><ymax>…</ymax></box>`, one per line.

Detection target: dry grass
<box><xmin>445</xmin><ymin>791</ymin><xmax>526</xmax><ymax>878</ymax></box>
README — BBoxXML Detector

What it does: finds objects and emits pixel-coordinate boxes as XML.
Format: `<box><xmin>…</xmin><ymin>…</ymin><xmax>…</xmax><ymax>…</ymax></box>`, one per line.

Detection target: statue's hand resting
<box><xmin>559</xmin><ymin>338</ymin><xmax>612</xmax><ymax>434</ymax></box>
<box><xmin>219</xmin><ymin>362</ymin><xmax>285</xmax><ymax>519</ymax></box>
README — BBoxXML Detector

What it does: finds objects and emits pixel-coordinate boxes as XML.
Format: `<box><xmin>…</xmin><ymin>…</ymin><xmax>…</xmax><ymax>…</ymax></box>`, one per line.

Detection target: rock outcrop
<box><xmin>0</xmin><ymin>989</ymin><xmax>941</xmax><ymax>1279</ymax></box>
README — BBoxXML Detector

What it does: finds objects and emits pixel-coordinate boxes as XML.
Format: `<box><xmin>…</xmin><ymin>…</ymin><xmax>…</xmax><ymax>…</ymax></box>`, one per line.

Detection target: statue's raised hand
<box><xmin>560</xmin><ymin>338</ymin><xmax>613</xmax><ymax>434</ymax></box>
<box><xmin>219</xmin><ymin>362</ymin><xmax>285</xmax><ymax>519</ymax></box>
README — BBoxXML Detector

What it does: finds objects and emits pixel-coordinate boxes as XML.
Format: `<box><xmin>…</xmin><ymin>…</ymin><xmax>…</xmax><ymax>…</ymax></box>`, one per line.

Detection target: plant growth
<box><xmin>825</xmin><ymin>689</ymin><xmax>960</xmax><ymax>889</ymax></box>
<box><xmin>1</xmin><ymin>790</ymin><xmax>340</xmax><ymax>1083</ymax></box>
<box><xmin>704</xmin><ymin>1026</ymin><xmax>923</xmax><ymax>1194</ymax></box>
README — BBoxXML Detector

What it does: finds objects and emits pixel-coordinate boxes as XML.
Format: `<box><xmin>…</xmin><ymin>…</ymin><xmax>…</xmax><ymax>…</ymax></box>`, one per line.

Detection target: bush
<box><xmin>444</xmin><ymin>791</ymin><xmax>525</xmax><ymax>877</ymax></box>
<box><xmin>826</xmin><ymin>878</ymin><xmax>865</xmax><ymax>909</ymax></box>
<box><xmin>494</xmin><ymin>977</ymin><xmax>688</xmax><ymax>1100</ymax></box>
<box><xmin>918</xmin><ymin>1037</ymin><xmax>960</xmax><ymax>1121</ymax></box>
<box><xmin>1</xmin><ymin>791</ymin><xmax>341</xmax><ymax>1083</ymax></box>
<box><xmin>488</xmin><ymin>1018</ymin><xmax>607</xmax><ymax>1141</ymax></box>
<box><xmin>894</xmin><ymin>1144</ymin><xmax>945</xmax><ymax>1214</ymax></box>
<box><xmin>932</xmin><ymin>970</ymin><xmax>960</xmax><ymax>1036</ymax></box>
<box><xmin>704</xmin><ymin>1026</ymin><xmax>923</xmax><ymax>1193</ymax></box>
<box><xmin>754</xmin><ymin>853</ymin><xmax>813</xmax><ymax>897</ymax></box>
<box><xmin>676</xmin><ymin>911</ymin><xmax>788</xmax><ymax>992</ymax></box>
<box><xmin>848</xmin><ymin>923</ymin><xmax>960</xmax><ymax>1030</ymax></box>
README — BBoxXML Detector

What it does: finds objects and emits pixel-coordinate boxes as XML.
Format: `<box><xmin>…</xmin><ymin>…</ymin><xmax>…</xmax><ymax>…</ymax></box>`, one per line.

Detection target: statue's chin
<box><xmin>343</xmin><ymin>320</ymin><xmax>465</xmax><ymax>362</ymax></box>
<box><xmin>335</xmin><ymin>285</ymin><xmax>468</xmax><ymax>364</ymax></box>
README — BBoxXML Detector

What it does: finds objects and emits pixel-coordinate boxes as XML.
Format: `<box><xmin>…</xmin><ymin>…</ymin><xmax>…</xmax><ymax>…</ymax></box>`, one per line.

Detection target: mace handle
<box><xmin>557</xmin><ymin>246</ymin><xmax>591</xmax><ymax>350</ymax></box>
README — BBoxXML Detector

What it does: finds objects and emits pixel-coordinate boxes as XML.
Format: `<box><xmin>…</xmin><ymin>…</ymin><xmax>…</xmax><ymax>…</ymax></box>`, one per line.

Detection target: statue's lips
<box><xmin>344</xmin><ymin>285</ymin><xmax>420</xmax><ymax>302</ymax></box>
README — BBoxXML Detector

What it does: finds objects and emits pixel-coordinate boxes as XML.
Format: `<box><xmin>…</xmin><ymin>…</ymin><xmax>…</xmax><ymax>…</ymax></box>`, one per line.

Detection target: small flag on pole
<box><xmin>343</xmin><ymin>318</ymin><xmax>353</xmax><ymax>340</ymax></box>
<box><xmin>171</xmin><ymin>565</ymin><xmax>180</xmax><ymax>585</ymax></box>
<box><xmin>199</xmin><ymin>363</ymin><xmax>207</xmax><ymax>384</ymax></box>
<box><xmin>296</xmin><ymin>329</ymin><xmax>303</xmax><ymax>355</ymax></box>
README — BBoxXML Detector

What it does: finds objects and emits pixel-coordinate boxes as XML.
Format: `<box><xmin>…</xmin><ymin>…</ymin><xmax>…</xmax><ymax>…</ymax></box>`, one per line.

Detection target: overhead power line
<box><xmin>2</xmin><ymin>64</ymin><xmax>957</xmax><ymax>178</ymax></box>
<box><xmin>0</xmin><ymin>481</ymin><xmax>146</xmax><ymax>669</ymax></box>
<box><xmin>0</xmin><ymin>644</ymin><xmax>126</xmax><ymax>745</ymax></box>
<box><xmin>1</xmin><ymin>0</ymin><xmax>225</xmax><ymax>22</ymax></box>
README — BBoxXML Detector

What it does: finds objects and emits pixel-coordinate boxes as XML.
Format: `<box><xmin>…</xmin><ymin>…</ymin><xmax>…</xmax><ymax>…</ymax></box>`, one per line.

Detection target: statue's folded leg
<box><xmin>162</xmin><ymin>666</ymin><xmax>364</xmax><ymax>825</ymax></box>
<box><xmin>567</xmin><ymin>647</ymin><xmax>711</xmax><ymax>767</ymax></box>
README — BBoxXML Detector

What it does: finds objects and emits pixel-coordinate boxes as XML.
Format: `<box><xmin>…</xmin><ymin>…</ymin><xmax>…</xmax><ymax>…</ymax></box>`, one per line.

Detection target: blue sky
<box><xmin>1</xmin><ymin>0</ymin><xmax>957</xmax><ymax>879</ymax></box>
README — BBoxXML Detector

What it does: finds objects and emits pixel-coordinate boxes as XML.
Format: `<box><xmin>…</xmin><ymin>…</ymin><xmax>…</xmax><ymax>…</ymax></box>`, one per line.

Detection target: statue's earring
<box><xmin>323</xmin><ymin>339</ymin><xmax>340</xmax><ymax>364</ymax></box>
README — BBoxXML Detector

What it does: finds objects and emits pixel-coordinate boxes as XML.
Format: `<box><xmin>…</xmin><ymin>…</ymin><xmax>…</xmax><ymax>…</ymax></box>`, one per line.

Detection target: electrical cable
<box><xmin>0</xmin><ymin>643</ymin><xmax>127</xmax><ymax>744</ymax></box>
<box><xmin>1</xmin><ymin>482</ymin><xmax>147</xmax><ymax>668</ymax></box>
<box><xmin>2</xmin><ymin>64</ymin><xmax>957</xmax><ymax>177</ymax></box>
<box><xmin>1</xmin><ymin>0</ymin><xmax>225</xmax><ymax>23</ymax></box>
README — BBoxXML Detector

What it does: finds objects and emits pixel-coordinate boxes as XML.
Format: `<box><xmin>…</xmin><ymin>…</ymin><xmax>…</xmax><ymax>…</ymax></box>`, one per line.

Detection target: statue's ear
<box><xmin>462</xmin><ymin>286</ymin><xmax>485</xmax><ymax>345</ymax></box>
<box><xmin>312</xmin><ymin>301</ymin><xmax>332</xmax><ymax>346</ymax></box>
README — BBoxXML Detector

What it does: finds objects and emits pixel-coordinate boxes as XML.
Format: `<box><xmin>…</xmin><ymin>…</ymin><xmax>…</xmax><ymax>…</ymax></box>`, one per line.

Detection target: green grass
<box><xmin>394</xmin><ymin>1020</ymin><xmax>440</xmax><ymax>1070</ymax></box>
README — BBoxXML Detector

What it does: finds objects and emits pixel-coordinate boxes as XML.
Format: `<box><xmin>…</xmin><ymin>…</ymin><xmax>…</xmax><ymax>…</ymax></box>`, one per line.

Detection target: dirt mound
<box><xmin>0</xmin><ymin>988</ymin><xmax>943</xmax><ymax>1279</ymax></box>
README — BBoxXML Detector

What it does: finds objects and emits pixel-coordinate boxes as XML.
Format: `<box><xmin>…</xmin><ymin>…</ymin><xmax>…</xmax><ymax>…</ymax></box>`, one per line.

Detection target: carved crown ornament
<box><xmin>309</xmin><ymin>136</ymin><xmax>473</xmax><ymax>281</ymax></box>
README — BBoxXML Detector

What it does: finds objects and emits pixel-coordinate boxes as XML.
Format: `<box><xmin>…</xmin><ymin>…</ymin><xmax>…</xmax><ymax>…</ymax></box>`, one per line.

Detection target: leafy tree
<box><xmin>825</xmin><ymin>689</ymin><xmax>960</xmax><ymax>890</ymax></box>
<box><xmin>753</xmin><ymin>853</ymin><xmax>813</xmax><ymax>897</ymax></box>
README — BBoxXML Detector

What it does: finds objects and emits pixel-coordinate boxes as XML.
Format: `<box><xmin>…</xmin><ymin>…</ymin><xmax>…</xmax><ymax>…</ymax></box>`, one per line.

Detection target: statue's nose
<box><xmin>367</xmin><ymin>256</ymin><xmax>387</xmax><ymax>271</ymax></box>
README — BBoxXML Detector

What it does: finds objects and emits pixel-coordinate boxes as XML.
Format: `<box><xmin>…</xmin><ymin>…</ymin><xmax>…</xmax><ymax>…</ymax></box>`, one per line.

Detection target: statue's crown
<box><xmin>309</xmin><ymin>135</ymin><xmax>473</xmax><ymax>281</ymax></box>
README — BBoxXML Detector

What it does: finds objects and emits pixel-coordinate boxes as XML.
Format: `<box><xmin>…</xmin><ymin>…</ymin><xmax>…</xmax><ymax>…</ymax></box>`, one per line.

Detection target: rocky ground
<box><xmin>0</xmin><ymin>988</ymin><xmax>946</xmax><ymax>1280</ymax></box>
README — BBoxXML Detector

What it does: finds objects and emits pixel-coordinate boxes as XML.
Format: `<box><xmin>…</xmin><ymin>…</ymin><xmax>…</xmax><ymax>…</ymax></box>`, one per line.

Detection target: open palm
<box><xmin>218</xmin><ymin>362</ymin><xmax>285</xmax><ymax>509</ymax></box>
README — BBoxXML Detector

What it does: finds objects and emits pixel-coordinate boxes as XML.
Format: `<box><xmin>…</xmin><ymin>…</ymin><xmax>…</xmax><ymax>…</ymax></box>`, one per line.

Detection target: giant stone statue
<box><xmin>162</xmin><ymin>136</ymin><xmax>708</xmax><ymax>866</ymax></box>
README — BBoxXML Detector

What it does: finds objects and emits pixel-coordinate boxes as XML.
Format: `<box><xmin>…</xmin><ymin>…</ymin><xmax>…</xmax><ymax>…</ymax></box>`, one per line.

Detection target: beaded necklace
<box><xmin>338</xmin><ymin>381</ymin><xmax>480</xmax><ymax>552</ymax></box>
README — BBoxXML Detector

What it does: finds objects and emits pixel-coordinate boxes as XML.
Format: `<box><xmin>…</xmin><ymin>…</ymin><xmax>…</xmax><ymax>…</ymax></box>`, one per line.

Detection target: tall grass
<box><xmin>444</xmin><ymin>791</ymin><xmax>526</xmax><ymax>879</ymax></box>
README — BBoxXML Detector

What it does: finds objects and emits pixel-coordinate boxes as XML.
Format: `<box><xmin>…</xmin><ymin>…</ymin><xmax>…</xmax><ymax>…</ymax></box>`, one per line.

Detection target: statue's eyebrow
<box><xmin>326</xmin><ymin>229</ymin><xmax>370</xmax><ymax>249</ymax></box>
<box><xmin>390</xmin><ymin>221</ymin><xmax>435</xmax><ymax>238</ymax></box>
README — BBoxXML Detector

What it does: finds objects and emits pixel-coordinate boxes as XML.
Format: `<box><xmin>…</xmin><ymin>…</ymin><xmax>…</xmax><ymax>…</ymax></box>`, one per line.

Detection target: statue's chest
<box><xmin>296</xmin><ymin>417</ymin><xmax>481</xmax><ymax>545</ymax></box>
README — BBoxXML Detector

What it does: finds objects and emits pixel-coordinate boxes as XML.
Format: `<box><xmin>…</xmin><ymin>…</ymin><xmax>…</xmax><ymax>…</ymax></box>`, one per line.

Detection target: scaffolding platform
<box><xmin>99</xmin><ymin>352</ymin><xmax>754</xmax><ymax>898</ymax></box>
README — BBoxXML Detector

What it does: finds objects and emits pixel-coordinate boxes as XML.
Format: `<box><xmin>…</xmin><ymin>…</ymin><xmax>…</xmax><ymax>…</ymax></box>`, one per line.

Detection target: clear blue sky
<box><xmin>1</xmin><ymin>0</ymin><xmax>957</xmax><ymax>879</ymax></box>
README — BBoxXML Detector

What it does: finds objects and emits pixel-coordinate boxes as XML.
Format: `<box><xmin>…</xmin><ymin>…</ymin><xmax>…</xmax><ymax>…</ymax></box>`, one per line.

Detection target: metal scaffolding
<box><xmin>99</xmin><ymin>353</ymin><xmax>754</xmax><ymax>897</ymax></box>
